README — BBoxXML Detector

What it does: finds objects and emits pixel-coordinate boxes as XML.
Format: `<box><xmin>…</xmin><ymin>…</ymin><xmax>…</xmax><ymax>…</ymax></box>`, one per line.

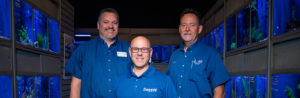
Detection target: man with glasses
<box><xmin>114</xmin><ymin>36</ymin><xmax>177</xmax><ymax>97</ymax></box>
<box><xmin>167</xmin><ymin>8</ymin><xmax>230</xmax><ymax>98</ymax></box>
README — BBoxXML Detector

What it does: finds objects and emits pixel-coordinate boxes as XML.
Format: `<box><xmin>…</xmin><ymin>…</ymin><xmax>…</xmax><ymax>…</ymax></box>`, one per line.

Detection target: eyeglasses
<box><xmin>131</xmin><ymin>47</ymin><xmax>151</xmax><ymax>53</ymax></box>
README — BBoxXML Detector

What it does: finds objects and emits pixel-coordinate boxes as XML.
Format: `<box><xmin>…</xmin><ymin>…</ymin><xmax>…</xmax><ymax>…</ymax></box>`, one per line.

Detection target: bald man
<box><xmin>114</xmin><ymin>36</ymin><xmax>177</xmax><ymax>97</ymax></box>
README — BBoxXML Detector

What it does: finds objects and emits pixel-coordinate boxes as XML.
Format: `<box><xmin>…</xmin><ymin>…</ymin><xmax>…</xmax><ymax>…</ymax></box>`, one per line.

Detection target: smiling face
<box><xmin>179</xmin><ymin>13</ymin><xmax>203</xmax><ymax>44</ymax></box>
<box><xmin>129</xmin><ymin>36</ymin><xmax>152</xmax><ymax>68</ymax></box>
<box><xmin>97</xmin><ymin>12</ymin><xmax>119</xmax><ymax>41</ymax></box>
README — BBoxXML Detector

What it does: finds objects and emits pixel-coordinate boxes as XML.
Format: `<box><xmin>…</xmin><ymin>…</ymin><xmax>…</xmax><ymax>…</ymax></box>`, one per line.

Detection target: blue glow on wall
<box><xmin>50</xmin><ymin>76</ymin><xmax>60</xmax><ymax>98</ymax></box>
<box><xmin>15</xmin><ymin>0</ymin><xmax>33</xmax><ymax>45</ymax></box>
<box><xmin>33</xmin><ymin>8</ymin><xmax>48</xmax><ymax>50</ymax></box>
<box><xmin>237</xmin><ymin>7</ymin><xmax>250</xmax><ymax>48</ymax></box>
<box><xmin>0</xmin><ymin>0</ymin><xmax>11</xmax><ymax>40</ymax></box>
<box><xmin>210</xmin><ymin>29</ymin><xmax>216</xmax><ymax>48</ymax></box>
<box><xmin>226</xmin><ymin>15</ymin><xmax>236</xmax><ymax>51</ymax></box>
<box><xmin>49</xmin><ymin>18</ymin><xmax>60</xmax><ymax>53</ymax></box>
<box><xmin>272</xmin><ymin>74</ymin><xmax>300</xmax><ymax>98</ymax></box>
<box><xmin>35</xmin><ymin>76</ymin><xmax>49</xmax><ymax>98</ymax></box>
<box><xmin>0</xmin><ymin>76</ymin><xmax>12</xmax><ymax>98</ymax></box>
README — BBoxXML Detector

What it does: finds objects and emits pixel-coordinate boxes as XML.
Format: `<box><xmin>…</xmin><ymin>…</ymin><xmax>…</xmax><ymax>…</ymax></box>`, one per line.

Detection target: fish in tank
<box><xmin>33</xmin><ymin>8</ymin><xmax>48</xmax><ymax>50</ymax></box>
<box><xmin>50</xmin><ymin>76</ymin><xmax>60</xmax><ymax>98</ymax></box>
<box><xmin>250</xmin><ymin>0</ymin><xmax>268</xmax><ymax>43</ymax></box>
<box><xmin>272</xmin><ymin>74</ymin><xmax>300</xmax><ymax>98</ymax></box>
<box><xmin>226</xmin><ymin>15</ymin><xmax>237</xmax><ymax>51</ymax></box>
<box><xmin>0</xmin><ymin>76</ymin><xmax>12</xmax><ymax>98</ymax></box>
<box><xmin>15</xmin><ymin>0</ymin><xmax>33</xmax><ymax>45</ymax></box>
<box><xmin>48</xmin><ymin>18</ymin><xmax>60</xmax><ymax>53</ymax></box>
<box><xmin>35</xmin><ymin>76</ymin><xmax>49</xmax><ymax>98</ymax></box>
<box><xmin>17</xmin><ymin>76</ymin><xmax>34</xmax><ymax>98</ymax></box>
<box><xmin>0</xmin><ymin>0</ymin><xmax>11</xmax><ymax>40</ymax></box>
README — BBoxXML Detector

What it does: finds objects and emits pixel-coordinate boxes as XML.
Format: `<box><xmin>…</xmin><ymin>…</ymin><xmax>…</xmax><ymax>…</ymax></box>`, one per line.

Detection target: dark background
<box><xmin>68</xmin><ymin>0</ymin><xmax>217</xmax><ymax>28</ymax></box>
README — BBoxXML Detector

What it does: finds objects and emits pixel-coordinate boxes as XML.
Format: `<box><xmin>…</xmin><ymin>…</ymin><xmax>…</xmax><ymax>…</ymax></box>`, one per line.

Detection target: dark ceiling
<box><xmin>68</xmin><ymin>0</ymin><xmax>217</xmax><ymax>28</ymax></box>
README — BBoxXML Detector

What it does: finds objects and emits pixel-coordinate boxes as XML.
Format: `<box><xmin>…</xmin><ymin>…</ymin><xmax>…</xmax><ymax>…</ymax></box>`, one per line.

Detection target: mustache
<box><xmin>105</xmin><ymin>27</ymin><xmax>115</xmax><ymax>31</ymax></box>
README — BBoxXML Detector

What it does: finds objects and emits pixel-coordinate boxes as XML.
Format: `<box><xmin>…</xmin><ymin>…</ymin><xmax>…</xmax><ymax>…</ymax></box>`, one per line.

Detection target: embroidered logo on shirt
<box><xmin>193</xmin><ymin>59</ymin><xmax>203</xmax><ymax>65</ymax></box>
<box><xmin>143</xmin><ymin>88</ymin><xmax>157</xmax><ymax>92</ymax></box>
<box><xmin>117</xmin><ymin>51</ymin><xmax>127</xmax><ymax>57</ymax></box>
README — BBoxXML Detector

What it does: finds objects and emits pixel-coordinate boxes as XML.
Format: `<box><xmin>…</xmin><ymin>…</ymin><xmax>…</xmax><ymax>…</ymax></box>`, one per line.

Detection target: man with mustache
<box><xmin>167</xmin><ymin>8</ymin><xmax>230</xmax><ymax>98</ymax></box>
<box><xmin>114</xmin><ymin>36</ymin><xmax>176</xmax><ymax>97</ymax></box>
<box><xmin>65</xmin><ymin>8</ymin><xmax>132</xmax><ymax>97</ymax></box>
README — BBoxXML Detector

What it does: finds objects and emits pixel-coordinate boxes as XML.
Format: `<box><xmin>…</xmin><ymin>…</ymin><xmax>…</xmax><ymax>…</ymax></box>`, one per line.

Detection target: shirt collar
<box><xmin>97</xmin><ymin>36</ymin><xmax>119</xmax><ymax>47</ymax></box>
<box><xmin>179</xmin><ymin>38</ymin><xmax>200</xmax><ymax>52</ymax></box>
<box><xmin>128</xmin><ymin>63</ymin><xmax>154</xmax><ymax>79</ymax></box>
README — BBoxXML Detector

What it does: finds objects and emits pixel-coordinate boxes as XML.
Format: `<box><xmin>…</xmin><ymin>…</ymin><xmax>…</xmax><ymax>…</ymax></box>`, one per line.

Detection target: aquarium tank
<box><xmin>226</xmin><ymin>15</ymin><xmax>237</xmax><ymax>51</ymax></box>
<box><xmin>225</xmin><ymin>76</ymin><xmax>235</xmax><ymax>98</ymax></box>
<box><xmin>49</xmin><ymin>18</ymin><xmax>60</xmax><ymax>53</ymax></box>
<box><xmin>152</xmin><ymin>45</ymin><xmax>161</xmax><ymax>63</ymax></box>
<box><xmin>50</xmin><ymin>76</ymin><xmax>60</xmax><ymax>98</ymax></box>
<box><xmin>160</xmin><ymin>45</ymin><xmax>170</xmax><ymax>63</ymax></box>
<box><xmin>33</xmin><ymin>8</ymin><xmax>48</xmax><ymax>50</ymax></box>
<box><xmin>0</xmin><ymin>0</ymin><xmax>11</xmax><ymax>40</ymax></box>
<box><xmin>250</xmin><ymin>75</ymin><xmax>267</xmax><ymax>98</ymax></box>
<box><xmin>237</xmin><ymin>7</ymin><xmax>250</xmax><ymax>48</ymax></box>
<box><xmin>17</xmin><ymin>76</ymin><xmax>34</xmax><ymax>98</ymax></box>
<box><xmin>0</xmin><ymin>76</ymin><xmax>12</xmax><ymax>98</ymax></box>
<box><xmin>273</xmin><ymin>0</ymin><xmax>300</xmax><ymax>36</ymax></box>
<box><xmin>236</xmin><ymin>75</ymin><xmax>249</xmax><ymax>98</ymax></box>
<box><xmin>15</xmin><ymin>0</ymin><xmax>33</xmax><ymax>45</ymax></box>
<box><xmin>215</xmin><ymin>23</ymin><xmax>224</xmax><ymax>53</ymax></box>
<box><xmin>250</xmin><ymin>0</ymin><xmax>268</xmax><ymax>42</ymax></box>
<box><xmin>210</xmin><ymin>29</ymin><xmax>216</xmax><ymax>48</ymax></box>
<box><xmin>35</xmin><ymin>76</ymin><xmax>49</xmax><ymax>98</ymax></box>
<box><xmin>272</xmin><ymin>74</ymin><xmax>300</xmax><ymax>98</ymax></box>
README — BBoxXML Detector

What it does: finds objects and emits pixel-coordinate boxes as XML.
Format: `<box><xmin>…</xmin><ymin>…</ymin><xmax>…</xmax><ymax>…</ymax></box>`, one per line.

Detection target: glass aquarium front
<box><xmin>250</xmin><ymin>0</ymin><xmax>269</xmax><ymax>42</ymax></box>
<box><xmin>160</xmin><ymin>45</ymin><xmax>170</xmax><ymax>63</ymax></box>
<box><xmin>215</xmin><ymin>23</ymin><xmax>224</xmax><ymax>53</ymax></box>
<box><xmin>15</xmin><ymin>0</ymin><xmax>33</xmax><ymax>45</ymax></box>
<box><xmin>33</xmin><ymin>8</ymin><xmax>48</xmax><ymax>50</ymax></box>
<box><xmin>152</xmin><ymin>45</ymin><xmax>161</xmax><ymax>63</ymax></box>
<box><xmin>272</xmin><ymin>74</ymin><xmax>300</xmax><ymax>98</ymax></box>
<box><xmin>273</xmin><ymin>0</ymin><xmax>300</xmax><ymax>36</ymax></box>
<box><xmin>17</xmin><ymin>76</ymin><xmax>34</xmax><ymax>98</ymax></box>
<box><xmin>226</xmin><ymin>15</ymin><xmax>237</xmax><ymax>51</ymax></box>
<box><xmin>250</xmin><ymin>75</ymin><xmax>267</xmax><ymax>98</ymax></box>
<box><xmin>35</xmin><ymin>76</ymin><xmax>49</xmax><ymax>98</ymax></box>
<box><xmin>0</xmin><ymin>75</ymin><xmax>12</xmax><ymax>98</ymax></box>
<box><xmin>236</xmin><ymin>75</ymin><xmax>250</xmax><ymax>98</ymax></box>
<box><xmin>50</xmin><ymin>76</ymin><xmax>60</xmax><ymax>98</ymax></box>
<box><xmin>0</xmin><ymin>0</ymin><xmax>11</xmax><ymax>40</ymax></box>
<box><xmin>237</xmin><ymin>7</ymin><xmax>250</xmax><ymax>48</ymax></box>
<box><xmin>49</xmin><ymin>18</ymin><xmax>60</xmax><ymax>53</ymax></box>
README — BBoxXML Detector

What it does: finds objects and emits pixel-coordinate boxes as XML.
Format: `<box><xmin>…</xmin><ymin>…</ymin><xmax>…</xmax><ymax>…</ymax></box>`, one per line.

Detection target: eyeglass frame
<box><xmin>130</xmin><ymin>47</ymin><xmax>152</xmax><ymax>53</ymax></box>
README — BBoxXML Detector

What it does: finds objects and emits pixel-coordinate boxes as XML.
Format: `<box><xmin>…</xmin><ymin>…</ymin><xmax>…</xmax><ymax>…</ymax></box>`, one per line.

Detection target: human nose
<box><xmin>185</xmin><ymin>25</ymin><xmax>190</xmax><ymax>31</ymax></box>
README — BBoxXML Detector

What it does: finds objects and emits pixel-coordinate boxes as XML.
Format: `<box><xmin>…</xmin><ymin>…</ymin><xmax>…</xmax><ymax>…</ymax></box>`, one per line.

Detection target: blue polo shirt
<box><xmin>114</xmin><ymin>64</ymin><xmax>177</xmax><ymax>98</ymax></box>
<box><xmin>167</xmin><ymin>38</ymin><xmax>230</xmax><ymax>98</ymax></box>
<box><xmin>65</xmin><ymin>36</ymin><xmax>132</xmax><ymax>98</ymax></box>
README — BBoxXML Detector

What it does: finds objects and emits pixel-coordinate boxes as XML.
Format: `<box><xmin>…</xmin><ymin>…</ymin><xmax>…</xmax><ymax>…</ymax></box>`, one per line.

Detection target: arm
<box><xmin>70</xmin><ymin>76</ymin><xmax>81</xmax><ymax>98</ymax></box>
<box><xmin>213</xmin><ymin>84</ymin><xmax>225</xmax><ymax>98</ymax></box>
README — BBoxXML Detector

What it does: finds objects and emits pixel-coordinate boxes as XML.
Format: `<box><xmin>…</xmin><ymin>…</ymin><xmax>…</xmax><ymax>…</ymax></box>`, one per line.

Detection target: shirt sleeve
<box><xmin>165</xmin><ymin>76</ymin><xmax>177</xmax><ymax>97</ymax></box>
<box><xmin>208</xmin><ymin>52</ymin><xmax>230</xmax><ymax>89</ymax></box>
<box><xmin>65</xmin><ymin>46</ymin><xmax>84</xmax><ymax>79</ymax></box>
